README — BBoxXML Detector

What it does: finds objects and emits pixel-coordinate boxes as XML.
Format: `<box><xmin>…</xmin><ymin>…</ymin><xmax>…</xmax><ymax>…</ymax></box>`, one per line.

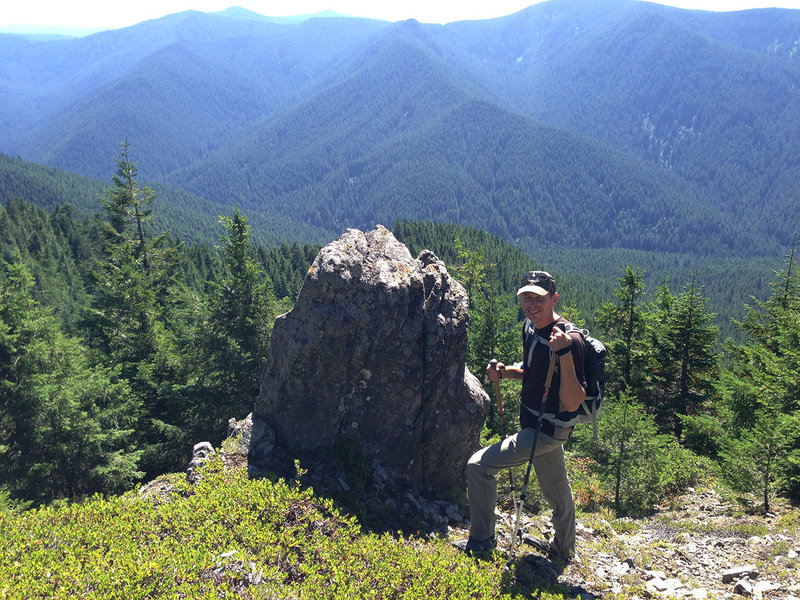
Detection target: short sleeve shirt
<box><xmin>519</xmin><ymin>318</ymin><xmax>587</xmax><ymax>430</ymax></box>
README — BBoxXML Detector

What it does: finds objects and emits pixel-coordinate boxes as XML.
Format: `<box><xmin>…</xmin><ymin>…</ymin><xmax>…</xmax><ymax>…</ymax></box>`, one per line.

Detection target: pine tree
<box><xmin>647</xmin><ymin>275</ymin><xmax>718</xmax><ymax>437</ymax></box>
<box><xmin>595</xmin><ymin>266</ymin><xmax>651</xmax><ymax>396</ymax></box>
<box><xmin>193</xmin><ymin>209</ymin><xmax>277</xmax><ymax>441</ymax></box>
<box><xmin>82</xmin><ymin>142</ymin><xmax>185</xmax><ymax>478</ymax></box>
<box><xmin>450</xmin><ymin>238</ymin><xmax>520</xmax><ymax>434</ymax></box>
<box><xmin>587</xmin><ymin>391</ymin><xmax>669</xmax><ymax>513</ymax></box>
<box><xmin>0</xmin><ymin>257</ymin><xmax>141</xmax><ymax>504</ymax></box>
<box><xmin>720</xmin><ymin>407</ymin><xmax>798</xmax><ymax>513</ymax></box>
<box><xmin>720</xmin><ymin>236</ymin><xmax>800</xmax><ymax>504</ymax></box>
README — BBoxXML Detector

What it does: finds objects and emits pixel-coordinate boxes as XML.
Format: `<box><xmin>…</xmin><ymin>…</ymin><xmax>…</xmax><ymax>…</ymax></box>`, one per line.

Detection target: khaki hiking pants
<box><xmin>466</xmin><ymin>426</ymin><xmax>575</xmax><ymax>558</ymax></box>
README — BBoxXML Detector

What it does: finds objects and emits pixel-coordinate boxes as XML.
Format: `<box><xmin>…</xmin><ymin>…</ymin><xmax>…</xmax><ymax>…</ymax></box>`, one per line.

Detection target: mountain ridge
<box><xmin>1</xmin><ymin>0</ymin><xmax>798</xmax><ymax>257</ymax></box>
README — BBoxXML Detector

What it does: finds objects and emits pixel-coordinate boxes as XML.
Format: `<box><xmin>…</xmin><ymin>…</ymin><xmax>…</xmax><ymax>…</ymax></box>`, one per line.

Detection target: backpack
<box><xmin>524</xmin><ymin>319</ymin><xmax>607</xmax><ymax>440</ymax></box>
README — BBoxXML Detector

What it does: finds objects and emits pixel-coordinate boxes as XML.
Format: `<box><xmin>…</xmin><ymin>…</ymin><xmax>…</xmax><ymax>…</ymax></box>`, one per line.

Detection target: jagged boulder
<box><xmin>249</xmin><ymin>225</ymin><xmax>488</xmax><ymax>493</ymax></box>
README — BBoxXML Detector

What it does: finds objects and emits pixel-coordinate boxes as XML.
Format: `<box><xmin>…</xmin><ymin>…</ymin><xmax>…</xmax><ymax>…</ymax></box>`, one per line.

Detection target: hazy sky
<box><xmin>2</xmin><ymin>0</ymin><xmax>799</xmax><ymax>29</ymax></box>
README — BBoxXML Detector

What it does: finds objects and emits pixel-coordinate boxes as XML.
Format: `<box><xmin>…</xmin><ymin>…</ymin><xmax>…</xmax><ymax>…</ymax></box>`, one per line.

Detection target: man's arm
<box><xmin>551</xmin><ymin>328</ymin><xmax>586</xmax><ymax>412</ymax></box>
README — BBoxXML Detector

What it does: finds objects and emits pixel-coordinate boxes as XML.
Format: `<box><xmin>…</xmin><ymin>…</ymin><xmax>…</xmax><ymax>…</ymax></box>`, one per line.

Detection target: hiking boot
<box><xmin>521</xmin><ymin>534</ymin><xmax>574</xmax><ymax>564</ymax></box>
<box><xmin>521</xmin><ymin>534</ymin><xmax>552</xmax><ymax>554</ymax></box>
<box><xmin>453</xmin><ymin>535</ymin><xmax>497</xmax><ymax>555</ymax></box>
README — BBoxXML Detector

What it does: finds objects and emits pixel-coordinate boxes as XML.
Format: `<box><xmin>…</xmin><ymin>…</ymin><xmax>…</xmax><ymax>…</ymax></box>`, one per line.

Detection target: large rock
<box><xmin>250</xmin><ymin>225</ymin><xmax>488</xmax><ymax>493</ymax></box>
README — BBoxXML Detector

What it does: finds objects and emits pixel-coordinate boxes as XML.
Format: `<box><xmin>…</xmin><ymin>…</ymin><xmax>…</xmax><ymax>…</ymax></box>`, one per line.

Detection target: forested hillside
<box><xmin>439</xmin><ymin>0</ymin><xmax>800</xmax><ymax>221</ymax></box>
<box><xmin>2</xmin><ymin>176</ymin><xmax>799</xmax><ymax>518</ymax></box>
<box><xmin>0</xmin><ymin>153</ymin><xmax>333</xmax><ymax>245</ymax></box>
<box><xmin>1</xmin><ymin>0</ymin><xmax>798</xmax><ymax>257</ymax></box>
<box><xmin>0</xmin><ymin>151</ymin><xmax>784</xmax><ymax>340</ymax></box>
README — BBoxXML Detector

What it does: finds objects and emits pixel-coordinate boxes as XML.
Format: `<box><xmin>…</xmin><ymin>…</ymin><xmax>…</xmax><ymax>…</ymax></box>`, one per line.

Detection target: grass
<box><xmin>1</xmin><ymin>456</ymin><xmax>572</xmax><ymax>600</ymax></box>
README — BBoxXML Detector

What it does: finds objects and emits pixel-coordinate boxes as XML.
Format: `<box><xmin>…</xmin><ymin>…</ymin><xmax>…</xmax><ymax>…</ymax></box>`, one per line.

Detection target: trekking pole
<box><xmin>509</xmin><ymin>351</ymin><xmax>557</xmax><ymax>556</ymax></box>
<box><xmin>489</xmin><ymin>359</ymin><xmax>516</xmax><ymax>508</ymax></box>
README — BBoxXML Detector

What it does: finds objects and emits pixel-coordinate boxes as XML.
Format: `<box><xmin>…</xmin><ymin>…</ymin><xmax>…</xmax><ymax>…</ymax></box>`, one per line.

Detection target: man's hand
<box><xmin>550</xmin><ymin>327</ymin><xmax>573</xmax><ymax>354</ymax></box>
<box><xmin>486</xmin><ymin>360</ymin><xmax>505</xmax><ymax>383</ymax></box>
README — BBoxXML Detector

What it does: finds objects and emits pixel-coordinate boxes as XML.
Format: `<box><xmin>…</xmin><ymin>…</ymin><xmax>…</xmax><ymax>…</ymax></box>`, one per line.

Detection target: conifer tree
<box><xmin>0</xmin><ymin>257</ymin><xmax>141</xmax><ymax>504</ymax></box>
<box><xmin>595</xmin><ymin>266</ymin><xmax>651</xmax><ymax>396</ymax></box>
<box><xmin>194</xmin><ymin>209</ymin><xmax>277</xmax><ymax>440</ymax></box>
<box><xmin>720</xmin><ymin>236</ymin><xmax>800</xmax><ymax>504</ymax></box>
<box><xmin>587</xmin><ymin>391</ymin><xmax>672</xmax><ymax>513</ymax></box>
<box><xmin>720</xmin><ymin>407</ymin><xmax>798</xmax><ymax>513</ymax></box>
<box><xmin>82</xmin><ymin>142</ymin><xmax>185</xmax><ymax>478</ymax></box>
<box><xmin>647</xmin><ymin>275</ymin><xmax>718</xmax><ymax>437</ymax></box>
<box><xmin>450</xmin><ymin>238</ymin><xmax>519</xmax><ymax>434</ymax></box>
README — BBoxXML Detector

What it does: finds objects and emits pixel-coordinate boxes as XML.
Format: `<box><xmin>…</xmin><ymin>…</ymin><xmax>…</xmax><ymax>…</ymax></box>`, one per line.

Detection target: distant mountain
<box><xmin>0</xmin><ymin>26</ymin><xmax>104</xmax><ymax>37</ymax></box>
<box><xmin>437</xmin><ymin>0</ymin><xmax>800</xmax><ymax>225</ymax></box>
<box><xmin>212</xmin><ymin>7</ymin><xmax>358</xmax><ymax>23</ymax></box>
<box><xmin>1</xmin><ymin>0</ymin><xmax>798</xmax><ymax>255</ymax></box>
<box><xmin>0</xmin><ymin>153</ymin><xmax>330</xmax><ymax>245</ymax></box>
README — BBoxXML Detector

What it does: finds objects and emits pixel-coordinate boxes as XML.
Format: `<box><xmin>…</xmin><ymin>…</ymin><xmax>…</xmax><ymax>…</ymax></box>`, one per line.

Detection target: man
<box><xmin>455</xmin><ymin>271</ymin><xmax>586</xmax><ymax>561</ymax></box>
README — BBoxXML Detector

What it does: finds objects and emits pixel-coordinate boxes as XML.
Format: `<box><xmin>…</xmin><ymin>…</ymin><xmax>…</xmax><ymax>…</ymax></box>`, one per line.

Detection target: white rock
<box><xmin>610</xmin><ymin>562</ymin><xmax>631</xmax><ymax>577</ymax></box>
<box><xmin>753</xmin><ymin>581</ymin><xmax>780</xmax><ymax>593</ymax></box>
<box><xmin>734</xmin><ymin>578</ymin><xmax>753</xmax><ymax>596</ymax></box>
<box><xmin>722</xmin><ymin>565</ymin><xmax>758</xmax><ymax>583</ymax></box>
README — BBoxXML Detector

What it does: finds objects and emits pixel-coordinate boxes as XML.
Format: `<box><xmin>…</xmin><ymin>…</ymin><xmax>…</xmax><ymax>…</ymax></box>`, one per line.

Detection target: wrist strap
<box><xmin>556</xmin><ymin>345</ymin><xmax>572</xmax><ymax>357</ymax></box>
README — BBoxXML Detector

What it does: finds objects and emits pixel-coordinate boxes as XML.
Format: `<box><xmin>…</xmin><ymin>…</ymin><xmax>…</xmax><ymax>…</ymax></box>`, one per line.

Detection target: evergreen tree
<box><xmin>573</xmin><ymin>390</ymin><xmax>704</xmax><ymax>514</ymax></box>
<box><xmin>450</xmin><ymin>238</ymin><xmax>486</xmax><ymax>312</ymax></box>
<box><xmin>720</xmin><ymin>407</ymin><xmax>798</xmax><ymax>513</ymax></box>
<box><xmin>192</xmin><ymin>209</ymin><xmax>277</xmax><ymax>441</ymax></box>
<box><xmin>82</xmin><ymin>142</ymin><xmax>186</xmax><ymax>478</ymax></box>
<box><xmin>449</xmin><ymin>238</ymin><xmax>520</xmax><ymax>434</ymax></box>
<box><xmin>0</xmin><ymin>257</ymin><xmax>141</xmax><ymax>504</ymax></box>
<box><xmin>585</xmin><ymin>392</ymin><xmax>663</xmax><ymax>513</ymax></box>
<box><xmin>647</xmin><ymin>275</ymin><xmax>718</xmax><ymax>437</ymax></box>
<box><xmin>720</xmin><ymin>236</ymin><xmax>800</xmax><ymax>504</ymax></box>
<box><xmin>595</xmin><ymin>266</ymin><xmax>651</xmax><ymax>396</ymax></box>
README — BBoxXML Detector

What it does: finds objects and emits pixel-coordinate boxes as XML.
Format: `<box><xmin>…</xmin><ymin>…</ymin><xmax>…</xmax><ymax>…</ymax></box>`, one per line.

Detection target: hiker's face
<box><xmin>519</xmin><ymin>291</ymin><xmax>557</xmax><ymax>326</ymax></box>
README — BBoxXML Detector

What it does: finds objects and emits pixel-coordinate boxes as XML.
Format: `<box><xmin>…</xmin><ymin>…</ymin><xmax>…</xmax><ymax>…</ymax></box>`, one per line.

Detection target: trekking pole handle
<box><xmin>544</xmin><ymin>351</ymin><xmax>557</xmax><ymax>388</ymax></box>
<box><xmin>489</xmin><ymin>359</ymin><xmax>504</xmax><ymax>414</ymax></box>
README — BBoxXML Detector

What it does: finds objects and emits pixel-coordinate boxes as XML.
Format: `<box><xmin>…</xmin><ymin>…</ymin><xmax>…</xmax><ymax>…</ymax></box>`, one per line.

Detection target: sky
<box><xmin>1</xmin><ymin>0</ymin><xmax>799</xmax><ymax>30</ymax></box>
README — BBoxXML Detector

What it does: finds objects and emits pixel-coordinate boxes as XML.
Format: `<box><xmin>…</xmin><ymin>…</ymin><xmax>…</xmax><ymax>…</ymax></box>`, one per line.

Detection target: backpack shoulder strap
<box><xmin>523</xmin><ymin>318</ymin><xmax>549</xmax><ymax>367</ymax></box>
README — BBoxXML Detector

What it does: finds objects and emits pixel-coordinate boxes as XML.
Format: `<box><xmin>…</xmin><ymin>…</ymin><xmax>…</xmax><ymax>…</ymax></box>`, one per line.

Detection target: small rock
<box><xmin>610</xmin><ymin>561</ymin><xmax>631</xmax><ymax>577</ymax></box>
<box><xmin>402</xmin><ymin>491</ymin><xmax>422</xmax><ymax>512</ymax></box>
<box><xmin>646</xmin><ymin>577</ymin><xmax>685</xmax><ymax>595</ymax></box>
<box><xmin>444</xmin><ymin>503</ymin><xmax>463</xmax><ymax>524</ymax></box>
<box><xmin>753</xmin><ymin>581</ymin><xmax>780</xmax><ymax>594</ymax></box>
<box><xmin>734</xmin><ymin>578</ymin><xmax>753</xmax><ymax>596</ymax></box>
<box><xmin>524</xmin><ymin>554</ymin><xmax>558</xmax><ymax>580</ymax></box>
<box><xmin>722</xmin><ymin>565</ymin><xmax>758</xmax><ymax>583</ymax></box>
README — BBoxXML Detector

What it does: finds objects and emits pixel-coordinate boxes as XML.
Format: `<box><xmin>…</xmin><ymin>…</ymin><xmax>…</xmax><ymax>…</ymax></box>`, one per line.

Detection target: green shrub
<box><xmin>0</xmin><ymin>457</ymin><xmax>567</xmax><ymax>599</ymax></box>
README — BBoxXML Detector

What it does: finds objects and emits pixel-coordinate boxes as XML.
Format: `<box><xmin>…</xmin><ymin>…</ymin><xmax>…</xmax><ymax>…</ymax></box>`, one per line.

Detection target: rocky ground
<box><xmin>455</xmin><ymin>489</ymin><xmax>800</xmax><ymax>600</ymax></box>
